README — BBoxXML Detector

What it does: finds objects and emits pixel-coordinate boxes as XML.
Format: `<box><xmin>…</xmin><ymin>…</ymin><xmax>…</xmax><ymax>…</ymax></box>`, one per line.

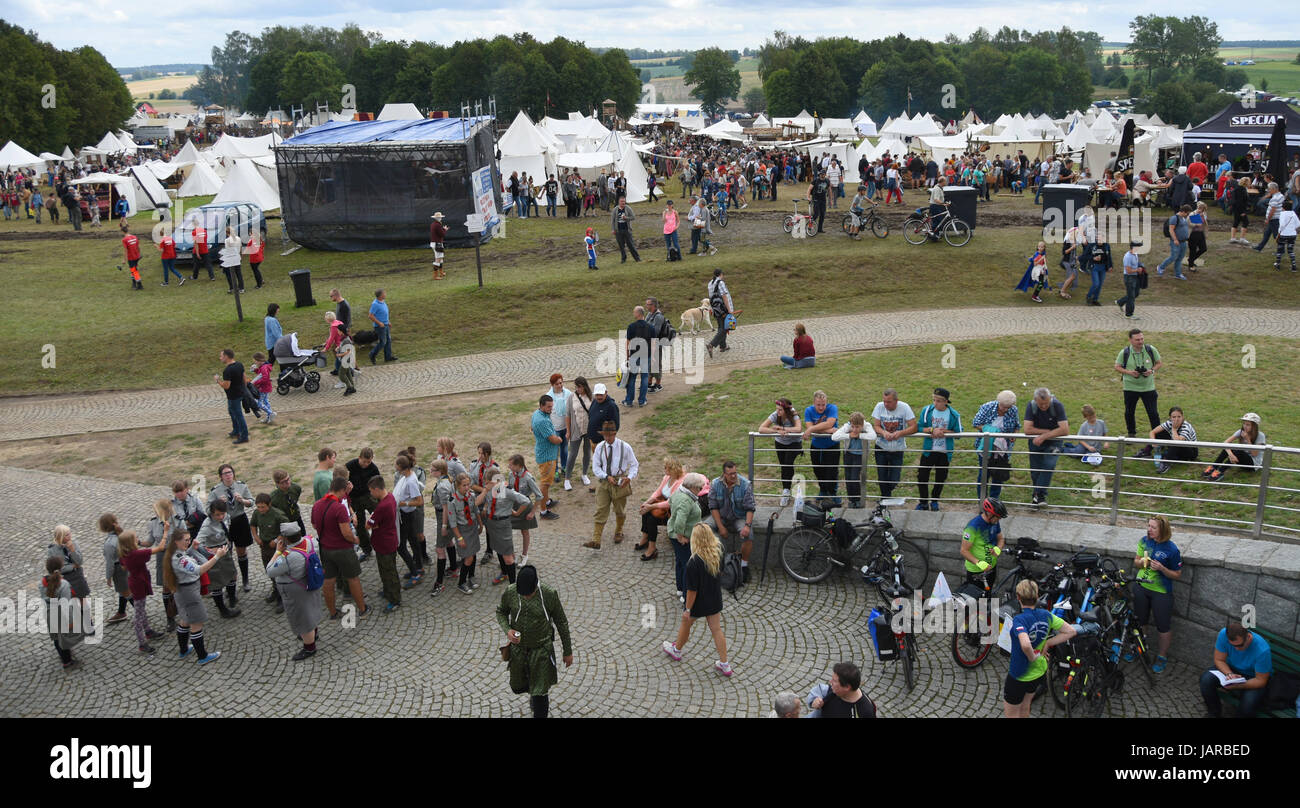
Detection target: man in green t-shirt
<box><xmin>961</xmin><ymin>497</ymin><xmax>1007</xmax><ymax>580</ymax></box>
<box><xmin>313</xmin><ymin>447</ymin><xmax>337</xmax><ymax>501</ymax></box>
<box><xmin>1113</xmin><ymin>329</ymin><xmax>1163</xmax><ymax>450</ymax></box>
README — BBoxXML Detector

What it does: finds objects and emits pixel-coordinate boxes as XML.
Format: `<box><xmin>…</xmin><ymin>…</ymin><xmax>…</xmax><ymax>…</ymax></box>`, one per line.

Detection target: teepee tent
<box><xmin>177</xmin><ymin>159</ymin><xmax>224</xmax><ymax>197</ymax></box>
<box><xmin>753</xmin><ymin>113</ymin><xmax>771</xmax><ymax>127</ymax></box>
<box><xmin>498</xmin><ymin>111</ymin><xmax>557</xmax><ymax>184</ymax></box>
<box><xmin>852</xmin><ymin>109</ymin><xmax>878</xmax><ymax>136</ymax></box>
<box><xmin>377</xmin><ymin>103</ymin><xmax>424</xmax><ymax>121</ymax></box>
<box><xmin>212</xmin><ymin>159</ymin><xmax>280</xmax><ymax>211</ymax></box>
<box><xmin>126</xmin><ymin>166</ymin><xmax>170</xmax><ymax>211</ymax></box>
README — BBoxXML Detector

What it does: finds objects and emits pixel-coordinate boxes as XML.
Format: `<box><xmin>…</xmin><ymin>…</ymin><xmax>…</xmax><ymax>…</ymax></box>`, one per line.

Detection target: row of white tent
<box><xmin>498</xmin><ymin>110</ymin><xmax>651</xmax><ymax>203</ymax></box>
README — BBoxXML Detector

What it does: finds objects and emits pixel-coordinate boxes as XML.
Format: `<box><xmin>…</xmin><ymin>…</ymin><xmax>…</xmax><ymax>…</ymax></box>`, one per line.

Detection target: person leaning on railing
<box><xmin>1200</xmin><ymin>412</ymin><xmax>1266</xmax><ymax>483</ymax></box>
<box><xmin>971</xmin><ymin>391</ymin><xmax>1019</xmax><ymax>500</ymax></box>
<box><xmin>757</xmin><ymin>398</ymin><xmax>803</xmax><ymax>506</ymax></box>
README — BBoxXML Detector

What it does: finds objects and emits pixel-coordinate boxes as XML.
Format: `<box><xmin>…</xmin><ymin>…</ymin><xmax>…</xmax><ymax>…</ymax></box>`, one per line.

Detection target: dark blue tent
<box><xmin>276</xmin><ymin>116</ymin><xmax>501</xmax><ymax>251</ymax></box>
<box><xmin>1181</xmin><ymin>99</ymin><xmax>1300</xmax><ymax>167</ymax></box>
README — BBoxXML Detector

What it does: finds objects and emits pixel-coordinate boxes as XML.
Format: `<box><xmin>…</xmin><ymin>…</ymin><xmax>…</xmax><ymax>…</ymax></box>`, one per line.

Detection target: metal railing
<box><xmin>746</xmin><ymin>431</ymin><xmax>1300</xmax><ymax>541</ymax></box>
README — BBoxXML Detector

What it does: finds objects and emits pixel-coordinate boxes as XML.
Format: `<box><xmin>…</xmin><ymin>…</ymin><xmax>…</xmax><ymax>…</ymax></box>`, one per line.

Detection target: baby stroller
<box><xmin>273</xmin><ymin>333</ymin><xmax>326</xmax><ymax>395</ymax></box>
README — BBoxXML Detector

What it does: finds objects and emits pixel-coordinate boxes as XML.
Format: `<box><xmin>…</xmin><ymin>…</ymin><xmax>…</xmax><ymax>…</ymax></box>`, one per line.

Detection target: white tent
<box><xmin>126</xmin><ymin>166</ymin><xmax>170</xmax><ymax>211</ymax></box>
<box><xmin>498</xmin><ymin>110</ymin><xmax>557</xmax><ymax>184</ymax></box>
<box><xmin>60</xmin><ymin>145</ymin><xmax>75</xmax><ymax>162</ymax></box>
<box><xmin>141</xmin><ymin>159</ymin><xmax>181</xmax><ymax>180</ymax></box>
<box><xmin>1146</xmin><ymin>113</ymin><xmax>1166</xmax><ymax>127</ymax></box>
<box><xmin>752</xmin><ymin>113</ymin><xmax>771</xmax><ymax>127</ymax></box>
<box><xmin>773</xmin><ymin>112</ymin><xmax>816</xmax><ymax>133</ymax></box>
<box><xmin>697</xmin><ymin>119</ymin><xmax>746</xmax><ymax>141</ymax></box>
<box><xmin>69</xmin><ymin>172</ymin><xmax>143</xmax><ymax>215</ymax></box>
<box><xmin>250</xmin><ymin>155</ymin><xmax>278</xmax><ymax>192</ymax></box>
<box><xmin>916</xmin><ymin>133</ymin><xmax>975</xmax><ymax>163</ymax></box>
<box><xmin>818</xmin><ymin>118</ymin><xmax>859</xmax><ymax>139</ymax></box>
<box><xmin>95</xmin><ymin>131</ymin><xmax>128</xmax><ymax>154</ymax></box>
<box><xmin>212</xmin><ymin>159</ymin><xmax>280</xmax><ymax>211</ymax></box>
<box><xmin>555</xmin><ymin>151</ymin><xmax>615</xmax><ymax>169</ymax></box>
<box><xmin>377</xmin><ymin>103</ymin><xmax>424</xmax><ymax>121</ymax></box>
<box><xmin>852</xmin><ymin>109</ymin><xmax>879</xmax><ymax>136</ymax></box>
<box><xmin>38</xmin><ymin>151</ymin><xmax>63</xmax><ymax>162</ymax></box>
<box><xmin>174</xmin><ymin>140</ymin><xmax>204</xmax><ymax>165</ymax></box>
<box><xmin>177</xmin><ymin>160</ymin><xmax>224</xmax><ymax>197</ymax></box>
<box><xmin>1061</xmin><ymin>122</ymin><xmax>1093</xmax><ymax>153</ymax></box>
<box><xmin>0</xmin><ymin>140</ymin><xmax>45</xmax><ymax>170</ymax></box>
<box><xmin>880</xmin><ymin>113</ymin><xmax>942</xmax><ymax>138</ymax></box>
<box><xmin>208</xmin><ymin>132</ymin><xmax>282</xmax><ymax>160</ymax></box>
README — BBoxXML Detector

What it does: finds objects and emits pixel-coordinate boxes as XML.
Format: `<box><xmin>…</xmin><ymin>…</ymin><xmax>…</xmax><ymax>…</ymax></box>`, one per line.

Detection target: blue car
<box><xmin>175</xmin><ymin>202</ymin><xmax>267</xmax><ymax>261</ymax></box>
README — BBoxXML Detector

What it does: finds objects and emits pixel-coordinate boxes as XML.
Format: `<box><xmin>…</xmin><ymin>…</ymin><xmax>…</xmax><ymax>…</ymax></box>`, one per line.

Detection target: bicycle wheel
<box><xmin>780</xmin><ymin>527</ymin><xmax>836</xmax><ymax>584</ymax></box>
<box><xmin>782</xmin><ymin>214</ymin><xmax>794</xmax><ymax>234</ymax></box>
<box><xmin>804</xmin><ymin>217</ymin><xmax>819</xmax><ymax>238</ymax></box>
<box><xmin>717</xmin><ymin>208</ymin><xmax>729</xmax><ymax>228</ymax></box>
<box><xmin>870</xmin><ymin>215</ymin><xmax>889</xmax><ymax>238</ymax></box>
<box><xmin>901</xmin><ymin>632</ymin><xmax>916</xmax><ymax>692</ymax></box>
<box><xmin>943</xmin><ymin>219</ymin><xmax>972</xmax><ymax>247</ymax></box>
<box><xmin>951</xmin><ymin>603</ymin><xmax>993</xmax><ymax>668</ymax></box>
<box><xmin>902</xmin><ymin>217</ymin><xmax>928</xmax><ymax>245</ymax></box>
<box><xmin>1081</xmin><ymin>657</ymin><xmax>1112</xmax><ymax>717</ymax></box>
<box><xmin>1129</xmin><ymin>626</ymin><xmax>1157</xmax><ymax>687</ymax></box>
<box><xmin>1048</xmin><ymin>647</ymin><xmax>1071</xmax><ymax>711</ymax></box>
<box><xmin>841</xmin><ymin>213</ymin><xmax>853</xmax><ymax>233</ymax></box>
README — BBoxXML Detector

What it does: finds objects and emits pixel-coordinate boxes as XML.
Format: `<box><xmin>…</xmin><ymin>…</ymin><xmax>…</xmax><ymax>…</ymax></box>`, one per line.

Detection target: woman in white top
<box><xmin>1202</xmin><ymin>413</ymin><xmax>1266</xmax><ymax>482</ymax></box>
<box><xmin>220</xmin><ymin>225</ymin><xmax>245</xmax><ymax>294</ymax></box>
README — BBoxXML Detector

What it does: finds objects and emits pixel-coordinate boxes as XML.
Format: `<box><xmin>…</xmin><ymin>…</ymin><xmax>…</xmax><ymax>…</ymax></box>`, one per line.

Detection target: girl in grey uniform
<box><xmin>163</xmin><ymin>527</ymin><xmax>227</xmax><ymax>664</ymax></box>
<box><xmin>506</xmin><ymin>454</ymin><xmax>542</xmax><ymax>564</ymax></box>
<box><xmin>447</xmin><ymin>473</ymin><xmax>482</xmax><ymax>594</ymax></box>
<box><xmin>98</xmin><ymin>513</ymin><xmax>130</xmax><ymax>624</ymax></box>
<box><xmin>435</xmin><ymin>437</ymin><xmax>468</xmax><ymax>480</ymax></box>
<box><xmin>210</xmin><ymin>464</ymin><xmax>256</xmax><ymax>593</ymax></box>
<box><xmin>479</xmin><ymin>471</ymin><xmax>533</xmax><ymax>586</ymax></box>
<box><xmin>47</xmin><ymin>525</ymin><xmax>91</xmax><ymax>621</ymax></box>
<box><xmin>42</xmin><ymin>557</ymin><xmax>84</xmax><ymax>669</ymax></box>
<box><xmin>195</xmin><ymin>500</ymin><xmax>242</xmax><ymax>618</ymax></box>
<box><xmin>265</xmin><ymin>522</ymin><xmax>323</xmax><ymax>661</ymax></box>
<box><xmin>171</xmin><ymin>479</ymin><xmax>205</xmax><ymax>530</ymax></box>
<box><xmin>144</xmin><ymin>498</ymin><xmax>185</xmax><ymax>631</ymax></box>
<box><xmin>468</xmin><ymin>442</ymin><xmax>500</xmax><ymax>566</ymax></box>
<box><xmin>428</xmin><ymin>460</ymin><xmax>456</xmax><ymax>595</ymax></box>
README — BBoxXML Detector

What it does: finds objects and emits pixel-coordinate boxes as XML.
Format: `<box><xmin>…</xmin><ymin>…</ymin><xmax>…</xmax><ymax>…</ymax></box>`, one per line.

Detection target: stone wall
<box><xmin>752</xmin><ymin>506</ymin><xmax>1300</xmax><ymax>663</ymax></box>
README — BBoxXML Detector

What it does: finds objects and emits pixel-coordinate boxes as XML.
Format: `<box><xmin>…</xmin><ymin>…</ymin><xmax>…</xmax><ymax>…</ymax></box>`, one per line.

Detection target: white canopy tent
<box><xmin>176</xmin><ymin>159</ymin><xmax>224</xmax><ymax>197</ymax></box>
<box><xmin>126</xmin><ymin>166</ymin><xmax>171</xmax><ymax>211</ymax></box>
<box><xmin>212</xmin><ymin>159</ymin><xmax>280</xmax><ymax>212</ymax></box>
<box><xmin>818</xmin><ymin>118</ymin><xmax>859</xmax><ymax>139</ymax></box>
<box><xmin>0</xmin><ymin>140</ymin><xmax>45</xmax><ymax>170</ymax></box>
<box><xmin>174</xmin><ymin>139</ymin><xmax>204</xmax><ymax>165</ymax></box>
<box><xmin>752</xmin><ymin>113</ymin><xmax>771</xmax><ymax>127</ymax></box>
<box><xmin>207</xmin><ymin>132</ymin><xmax>282</xmax><ymax>160</ymax></box>
<box><xmin>60</xmin><ymin>145</ymin><xmax>75</xmax><ymax>162</ymax></box>
<box><xmin>852</xmin><ymin>109</ymin><xmax>878</xmax><ymax>136</ymax></box>
<box><xmin>250</xmin><ymin>155</ymin><xmax>278</xmax><ymax>192</ymax></box>
<box><xmin>141</xmin><ymin>159</ymin><xmax>181</xmax><ymax>180</ymax></box>
<box><xmin>68</xmin><ymin>172</ymin><xmax>154</xmax><ymax>215</ymax></box>
<box><xmin>880</xmin><ymin>113</ymin><xmax>943</xmax><ymax>138</ymax></box>
<box><xmin>916</xmin><ymin>133</ymin><xmax>975</xmax><ymax>163</ymax></box>
<box><xmin>773</xmin><ymin>112</ymin><xmax>816</xmax><ymax>133</ymax></box>
<box><xmin>94</xmin><ymin>131</ymin><xmax>128</xmax><ymax>154</ymax></box>
<box><xmin>377</xmin><ymin>103</ymin><xmax>424</xmax><ymax>121</ymax></box>
<box><xmin>697</xmin><ymin>119</ymin><xmax>746</xmax><ymax>141</ymax></box>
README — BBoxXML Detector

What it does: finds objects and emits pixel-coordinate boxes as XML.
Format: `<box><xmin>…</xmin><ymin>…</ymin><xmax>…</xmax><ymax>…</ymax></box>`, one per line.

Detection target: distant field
<box><xmin>126</xmin><ymin>74</ymin><xmax>196</xmax><ymax>97</ymax></box>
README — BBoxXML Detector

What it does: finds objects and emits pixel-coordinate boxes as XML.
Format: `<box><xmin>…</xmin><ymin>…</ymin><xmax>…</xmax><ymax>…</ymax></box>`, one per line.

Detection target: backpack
<box><xmin>657</xmin><ymin>316</ymin><xmax>677</xmax><ymax>342</ymax></box>
<box><xmin>1161</xmin><ymin>214</ymin><xmax>1176</xmax><ymax>238</ymax></box>
<box><xmin>708</xmin><ymin>279</ymin><xmax>726</xmax><ymax>317</ymax></box>
<box><xmin>1265</xmin><ymin>670</ymin><xmax>1300</xmax><ymax>711</ymax></box>
<box><xmin>290</xmin><ymin>543</ymin><xmax>325</xmax><ymax>591</ymax></box>
<box><xmin>667</xmin><ymin>246</ymin><xmax>681</xmax><ymax>262</ymax></box>
<box><xmin>868</xmin><ymin>607</ymin><xmax>899</xmax><ymax>660</ymax></box>
<box><xmin>718</xmin><ymin>549</ymin><xmax>744</xmax><ymax>601</ymax></box>
<box><xmin>1120</xmin><ymin>344</ymin><xmax>1156</xmax><ymax>370</ymax></box>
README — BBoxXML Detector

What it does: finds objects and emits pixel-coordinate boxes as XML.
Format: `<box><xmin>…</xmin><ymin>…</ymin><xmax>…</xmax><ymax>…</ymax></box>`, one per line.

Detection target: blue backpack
<box><xmin>291</xmin><ymin>543</ymin><xmax>325</xmax><ymax>591</ymax></box>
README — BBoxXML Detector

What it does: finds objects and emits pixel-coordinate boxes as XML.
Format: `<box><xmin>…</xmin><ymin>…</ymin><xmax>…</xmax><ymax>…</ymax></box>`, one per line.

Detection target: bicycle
<box><xmin>902</xmin><ymin>205</ymin><xmax>971</xmax><ymax>247</ymax></box>
<box><xmin>713</xmin><ymin>200</ymin><xmax>729</xmax><ymax>228</ymax></box>
<box><xmin>840</xmin><ymin>204</ymin><xmax>890</xmax><ymax>239</ymax></box>
<box><xmin>950</xmin><ymin>537</ymin><xmax>1051</xmax><ymax>669</ymax></box>
<box><xmin>780</xmin><ymin>497</ymin><xmax>928</xmax><ymax>587</ymax></box>
<box><xmin>869</xmin><ymin>555</ymin><xmax>921</xmax><ymax>692</ymax></box>
<box><xmin>781</xmin><ymin>199</ymin><xmax>820</xmax><ymax>240</ymax></box>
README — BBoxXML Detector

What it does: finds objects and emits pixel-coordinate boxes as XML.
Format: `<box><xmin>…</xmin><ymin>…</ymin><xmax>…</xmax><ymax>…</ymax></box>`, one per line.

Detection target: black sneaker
<box><xmin>540</xmin><ymin>511</ymin><xmax>560</xmax><ymax>520</ymax></box>
<box><xmin>742</xmin><ymin>566</ymin><xmax>751</xmax><ymax>584</ymax></box>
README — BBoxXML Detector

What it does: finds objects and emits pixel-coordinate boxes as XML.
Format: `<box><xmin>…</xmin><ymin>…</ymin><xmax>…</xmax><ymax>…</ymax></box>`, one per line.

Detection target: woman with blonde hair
<box><xmin>636</xmin><ymin>457</ymin><xmax>687</xmax><ymax>562</ymax></box>
<box><xmin>143</xmin><ymin>498</ymin><xmax>184</xmax><ymax>631</ymax></box>
<box><xmin>662</xmin><ymin>523</ymin><xmax>732</xmax><ymax>677</ymax></box>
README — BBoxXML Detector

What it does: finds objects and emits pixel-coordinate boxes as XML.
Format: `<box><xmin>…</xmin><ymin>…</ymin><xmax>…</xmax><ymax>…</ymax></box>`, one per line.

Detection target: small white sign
<box><xmin>465</xmin><ymin>213</ymin><xmax>485</xmax><ymax>233</ymax></box>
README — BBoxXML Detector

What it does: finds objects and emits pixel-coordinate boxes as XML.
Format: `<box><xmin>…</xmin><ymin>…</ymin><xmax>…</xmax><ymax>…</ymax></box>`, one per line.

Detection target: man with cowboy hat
<box><xmin>496</xmin><ymin>565</ymin><xmax>573</xmax><ymax>718</ymax></box>
<box><xmin>429</xmin><ymin>212</ymin><xmax>447</xmax><ymax>280</ymax></box>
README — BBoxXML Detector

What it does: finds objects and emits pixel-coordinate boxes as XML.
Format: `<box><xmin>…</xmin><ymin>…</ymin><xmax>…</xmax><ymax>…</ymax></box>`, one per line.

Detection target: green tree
<box><xmin>157</xmin><ymin>88</ymin><xmax>176</xmax><ymax>100</ymax></box>
<box><xmin>211</xmin><ymin>31</ymin><xmax>254</xmax><ymax>108</ymax></box>
<box><xmin>762</xmin><ymin>67</ymin><xmax>799</xmax><ymax>117</ymax></box>
<box><xmin>683</xmin><ymin>47</ymin><xmax>741</xmax><ymax>117</ymax></box>
<box><xmin>279</xmin><ymin>51</ymin><xmax>345</xmax><ymax>109</ymax></box>
<box><xmin>246</xmin><ymin>51</ymin><xmax>289</xmax><ymax>113</ymax></box>
<box><xmin>1143</xmin><ymin>80</ymin><xmax>1219</xmax><ymax>127</ymax></box>
<box><xmin>743</xmin><ymin>86</ymin><xmax>766</xmax><ymax>114</ymax></box>
<box><xmin>183</xmin><ymin>65</ymin><xmax>222</xmax><ymax>107</ymax></box>
<box><xmin>793</xmin><ymin>47</ymin><xmax>845</xmax><ymax>117</ymax></box>
<box><xmin>349</xmin><ymin>40</ymin><xmax>411</xmax><ymax>111</ymax></box>
<box><xmin>390</xmin><ymin>42</ymin><xmax>445</xmax><ymax>110</ymax></box>
<box><xmin>757</xmin><ymin>30</ymin><xmax>807</xmax><ymax>81</ymax></box>
<box><xmin>600</xmin><ymin>48</ymin><xmax>641</xmax><ymax>116</ymax></box>
<box><xmin>53</xmin><ymin>45</ymin><xmax>133</xmax><ymax>148</ymax></box>
<box><xmin>959</xmin><ymin>45</ymin><xmax>1008</xmax><ymax>117</ymax></box>
<box><xmin>1004</xmin><ymin>47</ymin><xmax>1060</xmax><ymax>113</ymax></box>
<box><xmin>517</xmin><ymin>50</ymin><xmax>559</xmax><ymax>117</ymax></box>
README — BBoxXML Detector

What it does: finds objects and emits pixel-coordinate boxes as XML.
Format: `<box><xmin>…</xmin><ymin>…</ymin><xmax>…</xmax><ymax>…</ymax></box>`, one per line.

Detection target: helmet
<box><xmin>982</xmin><ymin>497</ymin><xmax>1007</xmax><ymax>519</ymax></box>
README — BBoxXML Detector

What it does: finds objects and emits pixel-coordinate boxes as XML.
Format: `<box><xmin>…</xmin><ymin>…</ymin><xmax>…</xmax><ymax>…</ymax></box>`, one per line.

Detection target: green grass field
<box><xmin>639</xmin><ymin>332</ymin><xmax>1300</xmax><ymax>533</ymax></box>
<box><xmin>4</xmin><ymin>184</ymin><xmax>1299</xmax><ymax>396</ymax></box>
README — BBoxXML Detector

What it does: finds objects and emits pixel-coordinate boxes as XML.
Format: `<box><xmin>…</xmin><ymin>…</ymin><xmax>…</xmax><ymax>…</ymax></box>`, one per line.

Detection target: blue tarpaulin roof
<box><xmin>280</xmin><ymin>116</ymin><xmax>494</xmax><ymax>147</ymax></box>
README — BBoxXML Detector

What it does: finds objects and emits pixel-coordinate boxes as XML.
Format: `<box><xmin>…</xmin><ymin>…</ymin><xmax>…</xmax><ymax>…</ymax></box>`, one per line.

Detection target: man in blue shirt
<box><xmin>532</xmin><ymin>395</ymin><xmax>563</xmax><ymax>521</ymax></box>
<box><xmin>1005</xmin><ymin>579</ymin><xmax>1076</xmax><ymax>718</ymax></box>
<box><xmin>1200</xmin><ymin>622</ymin><xmax>1273</xmax><ymax>717</ymax></box>
<box><xmin>801</xmin><ymin>391</ymin><xmax>840</xmax><ymax>505</ymax></box>
<box><xmin>367</xmin><ymin>288</ymin><xmax>397</xmax><ymax>364</ymax></box>
<box><xmin>708</xmin><ymin>461</ymin><xmax>756</xmax><ymax>583</ymax></box>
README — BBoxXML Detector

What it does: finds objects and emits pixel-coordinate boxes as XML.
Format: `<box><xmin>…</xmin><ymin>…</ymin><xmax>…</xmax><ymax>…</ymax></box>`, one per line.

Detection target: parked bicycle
<box><xmin>780</xmin><ymin>498</ymin><xmax>928</xmax><ymax>587</ymax></box>
<box><xmin>866</xmin><ymin>550</ymin><xmax>921</xmax><ymax>691</ymax></box>
<box><xmin>840</xmin><ymin>204</ymin><xmax>890</xmax><ymax>239</ymax></box>
<box><xmin>902</xmin><ymin>206</ymin><xmax>971</xmax><ymax>247</ymax></box>
<box><xmin>950</xmin><ymin>537</ymin><xmax>1051</xmax><ymax>668</ymax></box>
<box><xmin>781</xmin><ymin>199</ymin><xmax>819</xmax><ymax>240</ymax></box>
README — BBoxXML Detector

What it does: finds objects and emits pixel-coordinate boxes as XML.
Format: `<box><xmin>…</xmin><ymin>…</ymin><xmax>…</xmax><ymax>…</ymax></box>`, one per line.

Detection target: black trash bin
<box><xmin>1040</xmin><ymin>184</ymin><xmax>1093</xmax><ymax>236</ymax></box>
<box><xmin>944</xmin><ymin>186</ymin><xmax>978</xmax><ymax>230</ymax></box>
<box><xmin>289</xmin><ymin>269</ymin><xmax>316</xmax><ymax>308</ymax></box>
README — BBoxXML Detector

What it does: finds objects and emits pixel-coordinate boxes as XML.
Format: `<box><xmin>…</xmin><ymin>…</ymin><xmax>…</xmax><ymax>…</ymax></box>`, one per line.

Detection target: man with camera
<box><xmin>1114</xmin><ymin>328</ymin><xmax>1163</xmax><ymax>449</ymax></box>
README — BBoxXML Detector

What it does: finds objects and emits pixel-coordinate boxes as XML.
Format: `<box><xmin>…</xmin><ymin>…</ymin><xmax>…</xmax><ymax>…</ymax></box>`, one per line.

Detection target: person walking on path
<box><xmin>220</xmin><ymin>225</ymin><xmax>245</xmax><ymax>294</ymax></box>
<box><xmin>215</xmin><ymin>349</ymin><xmax>249</xmax><ymax>444</ymax></box>
<box><xmin>661</xmin><ymin>524</ymin><xmax>733</xmax><ymax>678</ymax></box>
<box><xmin>587</xmin><ymin>420</ymin><xmax>639</xmax><ymax>549</ymax></box>
<box><xmin>265</xmin><ymin>523</ymin><xmax>323</xmax><ymax>661</ymax></box>
<box><xmin>264</xmin><ymin>304</ymin><xmax>282</xmax><ymax>371</ymax></box>
<box><xmin>247</xmin><ymin>229</ymin><xmax>266</xmax><ymax>289</ymax></box>
<box><xmin>1273</xmin><ymin>199</ymin><xmax>1299</xmax><ymax>272</ymax></box>
<box><xmin>367</xmin><ymin>288</ymin><xmax>397</xmax><ymax>364</ymax></box>
<box><xmin>1156</xmin><ymin>206</ymin><xmax>1190</xmax><ymax>280</ymax></box>
<box><xmin>705</xmin><ymin>268</ymin><xmax>738</xmax><ymax>358</ymax></box>
<box><xmin>611</xmin><ymin>196</ymin><xmax>640</xmax><ymax>263</ymax></box>
<box><xmin>496</xmin><ymin>565</ymin><xmax>573</xmax><ymax>718</ymax></box>
<box><xmin>623</xmin><ymin>306</ymin><xmax>654</xmax><ymax>408</ymax></box>
<box><xmin>1115</xmin><ymin>241</ymin><xmax>1146</xmax><ymax>320</ymax></box>
<box><xmin>429</xmin><ymin>211</ymin><xmax>447</xmax><ymax>280</ymax></box>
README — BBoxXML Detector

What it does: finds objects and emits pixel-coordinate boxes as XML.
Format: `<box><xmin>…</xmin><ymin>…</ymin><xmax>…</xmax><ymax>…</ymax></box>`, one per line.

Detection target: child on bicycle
<box><xmin>716</xmin><ymin>184</ymin><xmax>729</xmax><ymax>217</ymax></box>
<box><xmin>849</xmin><ymin>186</ymin><xmax>875</xmax><ymax>240</ymax></box>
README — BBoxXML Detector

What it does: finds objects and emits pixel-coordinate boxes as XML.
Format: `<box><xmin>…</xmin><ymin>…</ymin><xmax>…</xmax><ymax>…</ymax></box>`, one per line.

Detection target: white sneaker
<box><xmin>780</xmin><ymin>489</ymin><xmax>791</xmax><ymax>507</ymax></box>
<box><xmin>519</xmin><ymin>555</ymin><xmax>528</xmax><ymax>567</ymax></box>
<box><xmin>581</xmin><ymin>474</ymin><xmax>591</xmax><ymax>486</ymax></box>
<box><xmin>334</xmin><ymin>382</ymin><xmax>345</xmax><ymax>389</ymax></box>
<box><xmin>709</xmin><ymin>246</ymin><xmax>718</xmax><ymax>255</ymax></box>
<box><xmin>563</xmin><ymin>479</ymin><xmax>572</xmax><ymax>491</ymax></box>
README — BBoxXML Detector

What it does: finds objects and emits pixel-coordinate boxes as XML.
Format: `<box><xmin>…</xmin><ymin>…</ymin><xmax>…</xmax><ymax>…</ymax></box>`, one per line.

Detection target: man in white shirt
<box><xmin>1254</xmin><ymin>182</ymin><xmax>1285</xmax><ymax>252</ymax></box>
<box><xmin>927</xmin><ymin>177</ymin><xmax>948</xmax><ymax>236</ymax></box>
<box><xmin>392</xmin><ymin>455</ymin><xmax>426</xmax><ymax>585</ymax></box>
<box><xmin>546</xmin><ymin>373</ymin><xmax>574</xmax><ymax>490</ymax></box>
<box><xmin>585</xmin><ymin>420</ymin><xmax>639</xmax><ymax>549</ymax></box>
<box><xmin>826</xmin><ymin>159</ymin><xmax>842</xmax><ymax>208</ymax></box>
<box><xmin>1273</xmin><ymin>199</ymin><xmax>1298</xmax><ymax>271</ymax></box>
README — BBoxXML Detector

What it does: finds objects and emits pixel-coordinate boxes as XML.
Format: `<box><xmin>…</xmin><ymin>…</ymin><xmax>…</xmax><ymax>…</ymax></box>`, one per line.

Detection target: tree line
<box><xmin>186</xmin><ymin>25</ymin><xmax>641</xmax><ymax>121</ymax></box>
<box><xmin>0</xmin><ymin>20</ymin><xmax>134</xmax><ymax>153</ymax></box>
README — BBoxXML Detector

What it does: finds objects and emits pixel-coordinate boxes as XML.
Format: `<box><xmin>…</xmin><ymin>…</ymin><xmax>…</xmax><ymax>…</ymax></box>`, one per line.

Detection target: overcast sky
<box><xmin>9</xmin><ymin>2</ymin><xmax>1294</xmax><ymax>67</ymax></box>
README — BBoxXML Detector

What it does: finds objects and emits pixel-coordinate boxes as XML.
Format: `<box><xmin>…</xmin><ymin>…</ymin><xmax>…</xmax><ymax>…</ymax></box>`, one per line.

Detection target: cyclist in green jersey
<box><xmin>961</xmin><ymin>497</ymin><xmax>1006</xmax><ymax>582</ymax></box>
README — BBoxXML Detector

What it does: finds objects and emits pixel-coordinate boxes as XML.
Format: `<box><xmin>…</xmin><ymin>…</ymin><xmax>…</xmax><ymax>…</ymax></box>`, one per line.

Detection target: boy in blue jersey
<box><xmin>1005</xmin><ymin>579</ymin><xmax>1076</xmax><ymax>718</ymax></box>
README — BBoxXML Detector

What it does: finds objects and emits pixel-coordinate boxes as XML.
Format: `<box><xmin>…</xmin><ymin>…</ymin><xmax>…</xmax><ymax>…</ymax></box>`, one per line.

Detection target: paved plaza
<box><xmin>0</xmin><ymin>465</ymin><xmax>1203</xmax><ymax>718</ymax></box>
